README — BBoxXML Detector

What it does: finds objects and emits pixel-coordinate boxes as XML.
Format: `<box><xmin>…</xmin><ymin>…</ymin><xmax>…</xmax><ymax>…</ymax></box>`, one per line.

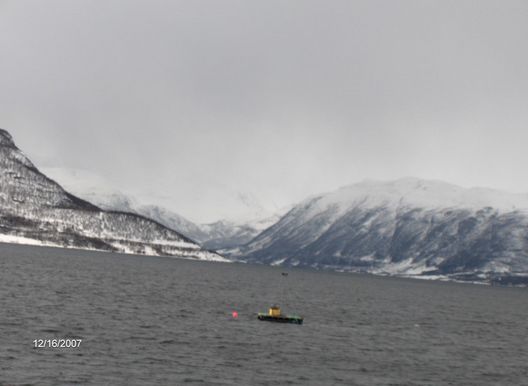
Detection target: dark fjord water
<box><xmin>0</xmin><ymin>243</ymin><xmax>527</xmax><ymax>386</ymax></box>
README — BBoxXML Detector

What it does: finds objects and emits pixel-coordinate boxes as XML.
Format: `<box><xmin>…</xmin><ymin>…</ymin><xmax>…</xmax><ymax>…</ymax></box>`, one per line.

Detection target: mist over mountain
<box><xmin>40</xmin><ymin>167</ymin><xmax>284</xmax><ymax>249</ymax></box>
<box><xmin>230</xmin><ymin>178</ymin><xmax>528</xmax><ymax>284</ymax></box>
<box><xmin>133</xmin><ymin>202</ymin><xmax>282</xmax><ymax>250</ymax></box>
<box><xmin>0</xmin><ymin>129</ymin><xmax>225</xmax><ymax>261</ymax></box>
<box><xmin>41</xmin><ymin>177</ymin><xmax>282</xmax><ymax>250</ymax></box>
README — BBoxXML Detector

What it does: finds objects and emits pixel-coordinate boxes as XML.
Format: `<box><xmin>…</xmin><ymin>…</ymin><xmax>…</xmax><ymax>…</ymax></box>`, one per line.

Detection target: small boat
<box><xmin>257</xmin><ymin>305</ymin><xmax>303</xmax><ymax>325</ymax></box>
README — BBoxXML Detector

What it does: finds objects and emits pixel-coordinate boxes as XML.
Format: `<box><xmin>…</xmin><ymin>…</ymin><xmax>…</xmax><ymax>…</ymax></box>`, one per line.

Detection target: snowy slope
<box><xmin>41</xmin><ymin>167</ymin><xmax>139</xmax><ymax>212</ymax></box>
<box><xmin>233</xmin><ymin>178</ymin><xmax>528</xmax><ymax>284</ymax></box>
<box><xmin>135</xmin><ymin>205</ymin><xmax>208</xmax><ymax>243</ymax></box>
<box><xmin>197</xmin><ymin>192</ymin><xmax>284</xmax><ymax>249</ymax></box>
<box><xmin>0</xmin><ymin>129</ymin><xmax>227</xmax><ymax>262</ymax></box>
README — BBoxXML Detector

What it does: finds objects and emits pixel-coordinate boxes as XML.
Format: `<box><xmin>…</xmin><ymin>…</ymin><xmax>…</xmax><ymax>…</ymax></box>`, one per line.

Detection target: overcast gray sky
<box><xmin>1</xmin><ymin>0</ymin><xmax>528</xmax><ymax>222</ymax></box>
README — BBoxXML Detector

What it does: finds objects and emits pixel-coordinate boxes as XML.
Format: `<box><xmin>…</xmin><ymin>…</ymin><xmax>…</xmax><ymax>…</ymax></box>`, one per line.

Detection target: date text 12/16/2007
<box><xmin>33</xmin><ymin>339</ymin><xmax>82</xmax><ymax>348</ymax></box>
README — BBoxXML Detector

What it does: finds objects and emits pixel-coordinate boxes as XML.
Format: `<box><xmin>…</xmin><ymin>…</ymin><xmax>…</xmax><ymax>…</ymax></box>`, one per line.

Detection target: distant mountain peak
<box><xmin>320</xmin><ymin>177</ymin><xmax>528</xmax><ymax>213</ymax></box>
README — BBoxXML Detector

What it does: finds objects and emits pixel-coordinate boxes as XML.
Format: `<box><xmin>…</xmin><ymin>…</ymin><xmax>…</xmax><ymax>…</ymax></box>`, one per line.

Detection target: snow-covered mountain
<box><xmin>135</xmin><ymin>198</ymin><xmax>283</xmax><ymax>249</ymax></box>
<box><xmin>198</xmin><ymin>214</ymin><xmax>279</xmax><ymax>250</ymax></box>
<box><xmin>231</xmin><ymin>178</ymin><xmax>528</xmax><ymax>284</ymax></box>
<box><xmin>41</xmin><ymin>169</ymin><xmax>284</xmax><ymax>249</ymax></box>
<box><xmin>40</xmin><ymin>167</ymin><xmax>139</xmax><ymax>213</ymax></box>
<box><xmin>88</xmin><ymin>194</ymin><xmax>279</xmax><ymax>250</ymax></box>
<box><xmin>0</xmin><ymin>129</ymin><xmax>226</xmax><ymax>261</ymax></box>
<box><xmin>135</xmin><ymin>204</ymin><xmax>208</xmax><ymax>242</ymax></box>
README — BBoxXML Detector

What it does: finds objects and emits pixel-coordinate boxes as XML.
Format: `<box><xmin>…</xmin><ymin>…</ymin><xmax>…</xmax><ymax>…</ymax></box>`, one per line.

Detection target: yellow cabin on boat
<box><xmin>269</xmin><ymin>306</ymin><xmax>281</xmax><ymax>317</ymax></box>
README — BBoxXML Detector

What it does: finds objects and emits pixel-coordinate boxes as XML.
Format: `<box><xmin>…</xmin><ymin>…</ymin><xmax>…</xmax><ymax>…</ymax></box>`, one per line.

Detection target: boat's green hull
<box><xmin>257</xmin><ymin>313</ymin><xmax>303</xmax><ymax>325</ymax></box>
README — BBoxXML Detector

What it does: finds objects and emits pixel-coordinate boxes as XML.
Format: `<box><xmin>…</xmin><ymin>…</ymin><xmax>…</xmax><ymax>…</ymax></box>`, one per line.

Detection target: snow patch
<box><xmin>0</xmin><ymin>234</ymin><xmax>58</xmax><ymax>247</ymax></box>
<box><xmin>271</xmin><ymin>257</ymin><xmax>287</xmax><ymax>266</ymax></box>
